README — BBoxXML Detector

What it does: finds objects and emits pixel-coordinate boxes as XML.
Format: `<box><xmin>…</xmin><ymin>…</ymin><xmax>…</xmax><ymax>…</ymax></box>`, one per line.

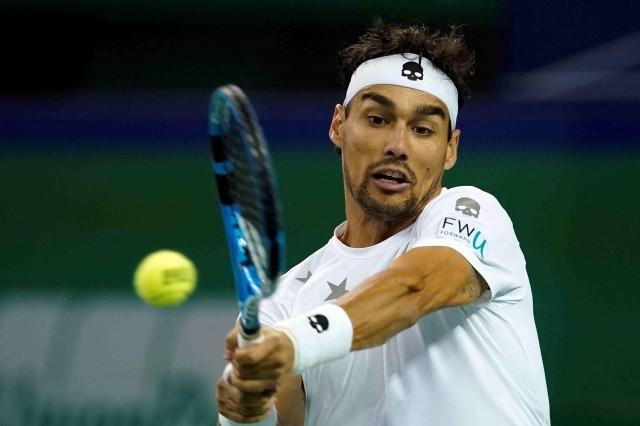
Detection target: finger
<box><xmin>217</xmin><ymin>378</ymin><xmax>276</xmax><ymax>408</ymax></box>
<box><xmin>218</xmin><ymin>401</ymin><xmax>276</xmax><ymax>424</ymax></box>
<box><xmin>233</xmin><ymin>328</ymin><xmax>289</xmax><ymax>369</ymax></box>
<box><xmin>230</xmin><ymin>370</ymin><xmax>279</xmax><ymax>393</ymax></box>
<box><xmin>233</xmin><ymin>334</ymin><xmax>293</xmax><ymax>379</ymax></box>
<box><xmin>229</xmin><ymin>370</ymin><xmax>279</xmax><ymax>393</ymax></box>
<box><xmin>217</xmin><ymin>383</ymin><xmax>277</xmax><ymax>423</ymax></box>
<box><xmin>224</xmin><ymin>326</ymin><xmax>239</xmax><ymax>360</ymax></box>
<box><xmin>233</xmin><ymin>358</ymin><xmax>288</xmax><ymax>381</ymax></box>
<box><xmin>234</xmin><ymin>339</ymin><xmax>279</xmax><ymax>368</ymax></box>
<box><xmin>218</xmin><ymin>399</ymin><xmax>275</xmax><ymax>423</ymax></box>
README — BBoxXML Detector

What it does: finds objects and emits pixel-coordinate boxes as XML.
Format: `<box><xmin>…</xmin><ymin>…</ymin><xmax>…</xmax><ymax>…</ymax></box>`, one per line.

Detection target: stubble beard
<box><xmin>344</xmin><ymin>162</ymin><xmax>420</xmax><ymax>221</ymax></box>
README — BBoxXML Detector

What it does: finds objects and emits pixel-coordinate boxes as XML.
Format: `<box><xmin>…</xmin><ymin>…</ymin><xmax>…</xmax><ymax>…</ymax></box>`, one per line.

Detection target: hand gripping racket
<box><xmin>209</xmin><ymin>85</ymin><xmax>284</xmax><ymax>425</ymax></box>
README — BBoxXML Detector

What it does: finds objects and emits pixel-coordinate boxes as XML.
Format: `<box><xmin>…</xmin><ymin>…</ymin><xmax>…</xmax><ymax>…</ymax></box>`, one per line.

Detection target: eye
<box><xmin>412</xmin><ymin>126</ymin><xmax>433</xmax><ymax>136</ymax></box>
<box><xmin>367</xmin><ymin>115</ymin><xmax>386</xmax><ymax>127</ymax></box>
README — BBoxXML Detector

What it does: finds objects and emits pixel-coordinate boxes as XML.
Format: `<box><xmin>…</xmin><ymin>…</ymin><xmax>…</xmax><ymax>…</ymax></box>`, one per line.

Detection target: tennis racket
<box><xmin>208</xmin><ymin>84</ymin><xmax>285</xmax><ymax>346</ymax></box>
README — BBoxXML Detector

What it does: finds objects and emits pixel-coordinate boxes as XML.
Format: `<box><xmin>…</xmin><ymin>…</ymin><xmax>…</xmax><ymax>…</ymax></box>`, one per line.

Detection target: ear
<box><xmin>444</xmin><ymin>128</ymin><xmax>460</xmax><ymax>171</ymax></box>
<box><xmin>328</xmin><ymin>104</ymin><xmax>346</xmax><ymax>150</ymax></box>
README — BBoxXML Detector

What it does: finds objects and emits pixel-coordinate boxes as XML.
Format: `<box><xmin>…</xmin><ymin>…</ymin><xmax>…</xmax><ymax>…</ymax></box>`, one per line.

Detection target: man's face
<box><xmin>330</xmin><ymin>84</ymin><xmax>459</xmax><ymax>221</ymax></box>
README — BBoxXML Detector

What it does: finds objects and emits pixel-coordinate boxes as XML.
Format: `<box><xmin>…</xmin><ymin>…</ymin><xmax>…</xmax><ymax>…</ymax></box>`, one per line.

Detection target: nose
<box><xmin>383</xmin><ymin>124</ymin><xmax>409</xmax><ymax>161</ymax></box>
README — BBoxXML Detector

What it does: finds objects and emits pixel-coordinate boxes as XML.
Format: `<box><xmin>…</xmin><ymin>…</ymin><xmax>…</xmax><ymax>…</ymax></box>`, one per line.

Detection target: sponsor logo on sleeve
<box><xmin>455</xmin><ymin>197</ymin><xmax>480</xmax><ymax>218</ymax></box>
<box><xmin>438</xmin><ymin>216</ymin><xmax>487</xmax><ymax>258</ymax></box>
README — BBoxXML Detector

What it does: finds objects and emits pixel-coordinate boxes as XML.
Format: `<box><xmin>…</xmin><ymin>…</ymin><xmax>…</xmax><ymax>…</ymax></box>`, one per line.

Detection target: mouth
<box><xmin>370</xmin><ymin>168</ymin><xmax>412</xmax><ymax>193</ymax></box>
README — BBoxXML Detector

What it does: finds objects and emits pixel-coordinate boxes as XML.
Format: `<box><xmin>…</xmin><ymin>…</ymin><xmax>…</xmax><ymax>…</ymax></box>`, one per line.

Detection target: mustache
<box><xmin>365</xmin><ymin>157</ymin><xmax>417</xmax><ymax>182</ymax></box>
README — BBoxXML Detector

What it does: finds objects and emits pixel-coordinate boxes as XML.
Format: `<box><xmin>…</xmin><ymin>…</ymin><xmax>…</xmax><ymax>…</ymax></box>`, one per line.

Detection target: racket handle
<box><xmin>221</xmin><ymin>327</ymin><xmax>263</xmax><ymax>384</ymax></box>
<box><xmin>238</xmin><ymin>328</ymin><xmax>264</xmax><ymax>348</ymax></box>
<box><xmin>218</xmin><ymin>409</ymin><xmax>276</xmax><ymax>426</ymax></box>
<box><xmin>219</xmin><ymin>362</ymin><xmax>277</xmax><ymax>426</ymax></box>
<box><xmin>219</xmin><ymin>328</ymin><xmax>276</xmax><ymax>426</ymax></box>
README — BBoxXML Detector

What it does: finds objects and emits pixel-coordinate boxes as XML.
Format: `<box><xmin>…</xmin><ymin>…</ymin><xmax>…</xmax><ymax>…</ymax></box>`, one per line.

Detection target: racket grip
<box><xmin>219</xmin><ymin>329</ymin><xmax>275</xmax><ymax>425</ymax></box>
<box><xmin>238</xmin><ymin>329</ymin><xmax>264</xmax><ymax>348</ymax></box>
<box><xmin>219</xmin><ymin>362</ymin><xmax>277</xmax><ymax>426</ymax></box>
<box><xmin>218</xmin><ymin>409</ymin><xmax>276</xmax><ymax>426</ymax></box>
<box><xmin>221</xmin><ymin>329</ymin><xmax>262</xmax><ymax>384</ymax></box>
<box><xmin>221</xmin><ymin>328</ymin><xmax>263</xmax><ymax>383</ymax></box>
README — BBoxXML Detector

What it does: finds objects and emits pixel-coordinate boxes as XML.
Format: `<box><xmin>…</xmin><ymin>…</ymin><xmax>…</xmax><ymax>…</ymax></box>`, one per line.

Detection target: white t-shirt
<box><xmin>260</xmin><ymin>186</ymin><xmax>550</xmax><ymax>426</ymax></box>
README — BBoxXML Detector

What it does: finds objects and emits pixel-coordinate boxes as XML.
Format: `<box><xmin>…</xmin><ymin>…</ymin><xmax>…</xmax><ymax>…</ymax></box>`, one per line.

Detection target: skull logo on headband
<box><xmin>343</xmin><ymin>53</ymin><xmax>459</xmax><ymax>130</ymax></box>
<box><xmin>401</xmin><ymin>61</ymin><xmax>424</xmax><ymax>81</ymax></box>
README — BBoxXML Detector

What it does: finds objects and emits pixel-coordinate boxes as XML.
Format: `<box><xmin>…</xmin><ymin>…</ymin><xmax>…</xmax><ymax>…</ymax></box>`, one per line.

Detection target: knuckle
<box><xmin>271</xmin><ymin>335</ymin><xmax>281</xmax><ymax>350</ymax></box>
<box><xmin>243</xmin><ymin>352</ymin><xmax>257</xmax><ymax>365</ymax></box>
<box><xmin>216</xmin><ymin>389</ymin><xmax>226</xmax><ymax>402</ymax></box>
<box><xmin>230</xmin><ymin>367</ymin><xmax>244</xmax><ymax>381</ymax></box>
<box><xmin>261</xmin><ymin>387</ymin><xmax>277</xmax><ymax>398</ymax></box>
<box><xmin>276</xmin><ymin>331</ymin><xmax>288</xmax><ymax>346</ymax></box>
<box><xmin>238</xmin><ymin>404</ymin><xmax>256</xmax><ymax>416</ymax></box>
<box><xmin>232</xmin><ymin>367</ymin><xmax>244</xmax><ymax>380</ymax></box>
<box><xmin>235</xmin><ymin>353</ymin><xmax>250</xmax><ymax>367</ymax></box>
<box><xmin>225</xmin><ymin>389</ymin><xmax>239</xmax><ymax>404</ymax></box>
<box><xmin>234</xmin><ymin>379</ymin><xmax>253</xmax><ymax>393</ymax></box>
<box><xmin>237</xmin><ymin>391</ymin><xmax>254</xmax><ymax>403</ymax></box>
<box><xmin>274</xmin><ymin>366</ymin><xmax>285</xmax><ymax>378</ymax></box>
<box><xmin>217</xmin><ymin>403</ymin><xmax>229</xmax><ymax>416</ymax></box>
<box><xmin>236</xmin><ymin>404</ymin><xmax>260</xmax><ymax>417</ymax></box>
<box><xmin>216</xmin><ymin>378</ymin><xmax>227</xmax><ymax>391</ymax></box>
<box><xmin>235</xmin><ymin>368</ymin><xmax>252</xmax><ymax>382</ymax></box>
<box><xmin>226</xmin><ymin>412</ymin><xmax>244</xmax><ymax>423</ymax></box>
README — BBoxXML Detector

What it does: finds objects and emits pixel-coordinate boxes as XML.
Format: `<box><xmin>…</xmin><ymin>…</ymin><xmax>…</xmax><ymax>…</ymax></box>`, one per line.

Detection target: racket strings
<box><xmin>212</xmin><ymin>85</ymin><xmax>283</xmax><ymax>292</ymax></box>
<box><xmin>225</xmin><ymin>119</ymin><xmax>272</xmax><ymax>274</ymax></box>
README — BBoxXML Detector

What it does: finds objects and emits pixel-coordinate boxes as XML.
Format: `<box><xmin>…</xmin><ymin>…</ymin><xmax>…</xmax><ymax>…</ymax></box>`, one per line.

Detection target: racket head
<box><xmin>208</xmin><ymin>84</ymin><xmax>285</xmax><ymax>336</ymax></box>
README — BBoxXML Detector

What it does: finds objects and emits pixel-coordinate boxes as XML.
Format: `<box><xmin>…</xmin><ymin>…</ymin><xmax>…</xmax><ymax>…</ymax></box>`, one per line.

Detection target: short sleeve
<box><xmin>259</xmin><ymin>269</ymin><xmax>303</xmax><ymax>326</ymax></box>
<box><xmin>409</xmin><ymin>187</ymin><xmax>527</xmax><ymax>304</ymax></box>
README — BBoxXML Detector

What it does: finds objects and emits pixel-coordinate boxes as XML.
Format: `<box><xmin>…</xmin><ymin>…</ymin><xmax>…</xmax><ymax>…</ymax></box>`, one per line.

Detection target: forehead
<box><xmin>353</xmin><ymin>84</ymin><xmax>449</xmax><ymax>119</ymax></box>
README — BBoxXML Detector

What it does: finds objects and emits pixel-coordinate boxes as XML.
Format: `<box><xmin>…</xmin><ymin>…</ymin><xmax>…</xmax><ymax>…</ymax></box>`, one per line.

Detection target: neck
<box><xmin>338</xmin><ymin>185</ymin><xmax>443</xmax><ymax>248</ymax></box>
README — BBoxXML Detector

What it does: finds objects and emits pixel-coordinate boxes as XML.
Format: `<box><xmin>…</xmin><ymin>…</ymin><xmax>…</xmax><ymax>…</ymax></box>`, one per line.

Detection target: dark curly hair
<box><xmin>338</xmin><ymin>21</ymin><xmax>475</xmax><ymax>109</ymax></box>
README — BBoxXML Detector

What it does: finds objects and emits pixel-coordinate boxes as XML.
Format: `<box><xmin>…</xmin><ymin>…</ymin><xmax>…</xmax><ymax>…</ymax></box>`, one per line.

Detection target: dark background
<box><xmin>1</xmin><ymin>0</ymin><xmax>639</xmax><ymax>424</ymax></box>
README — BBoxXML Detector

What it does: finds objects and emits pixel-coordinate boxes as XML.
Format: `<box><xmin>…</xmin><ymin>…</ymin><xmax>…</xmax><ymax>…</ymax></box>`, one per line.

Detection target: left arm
<box><xmin>231</xmin><ymin>246</ymin><xmax>487</xmax><ymax>377</ymax></box>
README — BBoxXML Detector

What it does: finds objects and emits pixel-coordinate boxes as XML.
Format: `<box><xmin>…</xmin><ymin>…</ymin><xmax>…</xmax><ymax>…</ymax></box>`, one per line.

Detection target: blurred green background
<box><xmin>2</xmin><ymin>146</ymin><xmax>639</xmax><ymax>424</ymax></box>
<box><xmin>1</xmin><ymin>0</ymin><xmax>640</xmax><ymax>424</ymax></box>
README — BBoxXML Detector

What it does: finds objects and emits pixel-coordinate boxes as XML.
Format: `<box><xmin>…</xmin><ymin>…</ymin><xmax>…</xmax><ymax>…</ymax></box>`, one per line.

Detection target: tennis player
<box><xmin>217</xmin><ymin>22</ymin><xmax>550</xmax><ymax>426</ymax></box>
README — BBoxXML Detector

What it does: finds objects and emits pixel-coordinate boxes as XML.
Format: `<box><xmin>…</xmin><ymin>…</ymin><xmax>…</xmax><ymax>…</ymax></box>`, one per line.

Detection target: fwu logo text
<box><xmin>439</xmin><ymin>217</ymin><xmax>487</xmax><ymax>258</ymax></box>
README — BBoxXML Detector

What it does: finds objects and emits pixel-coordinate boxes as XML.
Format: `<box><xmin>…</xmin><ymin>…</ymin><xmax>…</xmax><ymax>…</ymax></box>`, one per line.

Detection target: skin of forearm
<box><xmin>275</xmin><ymin>376</ymin><xmax>305</xmax><ymax>426</ymax></box>
<box><xmin>336</xmin><ymin>247</ymin><xmax>483</xmax><ymax>351</ymax></box>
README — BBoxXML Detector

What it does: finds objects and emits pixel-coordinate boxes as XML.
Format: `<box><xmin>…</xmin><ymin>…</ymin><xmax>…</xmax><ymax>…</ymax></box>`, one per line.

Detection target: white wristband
<box><xmin>274</xmin><ymin>303</ymin><xmax>353</xmax><ymax>375</ymax></box>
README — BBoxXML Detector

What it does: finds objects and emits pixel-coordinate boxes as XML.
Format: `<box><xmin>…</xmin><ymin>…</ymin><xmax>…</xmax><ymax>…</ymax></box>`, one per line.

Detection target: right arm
<box><xmin>216</xmin><ymin>375</ymin><xmax>304</xmax><ymax>426</ymax></box>
<box><xmin>217</xmin><ymin>266</ymin><xmax>308</xmax><ymax>425</ymax></box>
<box><xmin>275</xmin><ymin>375</ymin><xmax>305</xmax><ymax>426</ymax></box>
<box><xmin>216</xmin><ymin>327</ymin><xmax>305</xmax><ymax>426</ymax></box>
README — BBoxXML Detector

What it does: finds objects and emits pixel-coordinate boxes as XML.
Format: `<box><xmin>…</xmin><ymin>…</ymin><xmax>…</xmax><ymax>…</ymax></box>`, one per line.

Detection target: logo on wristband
<box><xmin>308</xmin><ymin>314</ymin><xmax>329</xmax><ymax>333</ymax></box>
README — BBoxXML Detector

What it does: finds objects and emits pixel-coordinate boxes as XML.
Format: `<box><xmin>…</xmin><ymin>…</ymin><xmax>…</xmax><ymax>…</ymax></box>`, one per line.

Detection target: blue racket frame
<box><xmin>208</xmin><ymin>86</ymin><xmax>283</xmax><ymax>336</ymax></box>
<box><xmin>218</xmin><ymin>203</ymin><xmax>264</xmax><ymax>334</ymax></box>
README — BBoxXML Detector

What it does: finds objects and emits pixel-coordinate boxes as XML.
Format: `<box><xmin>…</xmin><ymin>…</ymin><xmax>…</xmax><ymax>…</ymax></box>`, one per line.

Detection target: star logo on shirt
<box><xmin>325</xmin><ymin>278</ymin><xmax>348</xmax><ymax>301</ymax></box>
<box><xmin>296</xmin><ymin>270</ymin><xmax>312</xmax><ymax>284</ymax></box>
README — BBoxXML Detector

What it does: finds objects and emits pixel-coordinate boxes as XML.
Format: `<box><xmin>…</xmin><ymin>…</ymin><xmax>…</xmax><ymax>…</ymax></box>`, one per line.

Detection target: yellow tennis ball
<box><xmin>134</xmin><ymin>250</ymin><xmax>197</xmax><ymax>307</ymax></box>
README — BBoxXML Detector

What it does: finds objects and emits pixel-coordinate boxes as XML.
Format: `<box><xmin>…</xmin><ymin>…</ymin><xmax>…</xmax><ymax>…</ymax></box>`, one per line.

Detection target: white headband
<box><xmin>343</xmin><ymin>53</ymin><xmax>459</xmax><ymax>129</ymax></box>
